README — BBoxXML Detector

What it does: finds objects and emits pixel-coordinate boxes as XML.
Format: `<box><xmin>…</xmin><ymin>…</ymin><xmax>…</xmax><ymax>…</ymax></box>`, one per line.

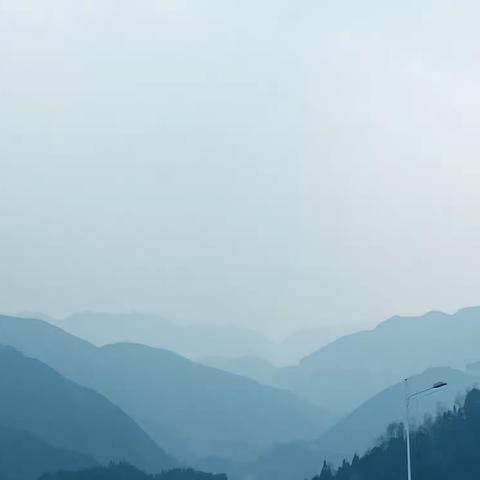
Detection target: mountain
<box><xmin>279</xmin><ymin>325</ymin><xmax>365</xmax><ymax>365</ymax></box>
<box><xmin>0</xmin><ymin>314</ymin><xmax>332</xmax><ymax>463</ymax></box>
<box><xmin>200</xmin><ymin>355</ymin><xmax>278</xmax><ymax>387</ymax></box>
<box><xmin>277</xmin><ymin>307</ymin><xmax>480</xmax><ymax>412</ymax></box>
<box><xmin>82</xmin><ymin>342</ymin><xmax>331</xmax><ymax>461</ymax></box>
<box><xmin>59</xmin><ymin>311</ymin><xmax>277</xmax><ymax>362</ymax></box>
<box><xmin>0</xmin><ymin>345</ymin><xmax>176</xmax><ymax>473</ymax></box>
<box><xmin>201</xmin><ymin>327</ymin><xmax>368</xmax><ymax>387</ymax></box>
<box><xmin>57</xmin><ymin>312</ymin><xmax>358</xmax><ymax>366</ymax></box>
<box><xmin>39</xmin><ymin>462</ymin><xmax>227</xmax><ymax>480</ymax></box>
<box><xmin>16</xmin><ymin>311</ymin><xmax>59</xmax><ymax>324</ymax></box>
<box><xmin>313</xmin><ymin>388</ymin><xmax>480</xmax><ymax>480</ymax></box>
<box><xmin>0</xmin><ymin>424</ymin><xmax>97</xmax><ymax>480</ymax></box>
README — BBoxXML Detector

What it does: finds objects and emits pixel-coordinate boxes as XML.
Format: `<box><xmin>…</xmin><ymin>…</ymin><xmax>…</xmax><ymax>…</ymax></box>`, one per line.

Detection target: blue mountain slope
<box><xmin>0</xmin><ymin>345</ymin><xmax>176</xmax><ymax>472</ymax></box>
<box><xmin>277</xmin><ymin>307</ymin><xmax>480</xmax><ymax>412</ymax></box>
<box><xmin>0</xmin><ymin>424</ymin><xmax>97</xmax><ymax>480</ymax></box>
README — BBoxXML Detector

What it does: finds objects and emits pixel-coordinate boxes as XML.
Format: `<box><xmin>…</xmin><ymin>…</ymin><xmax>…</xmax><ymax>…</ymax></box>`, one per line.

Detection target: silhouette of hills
<box><xmin>39</xmin><ymin>462</ymin><xmax>227</xmax><ymax>480</ymax></box>
<box><xmin>277</xmin><ymin>307</ymin><xmax>480</xmax><ymax>412</ymax></box>
<box><xmin>280</xmin><ymin>326</ymin><xmax>362</xmax><ymax>364</ymax></box>
<box><xmin>60</xmin><ymin>311</ymin><xmax>276</xmax><ymax>362</ymax></box>
<box><xmin>0</xmin><ymin>314</ymin><xmax>332</xmax><ymax>463</ymax></box>
<box><xmin>0</xmin><ymin>424</ymin><xmax>97</xmax><ymax>480</ymax></box>
<box><xmin>54</xmin><ymin>311</ymin><xmax>356</xmax><ymax>366</ymax></box>
<box><xmin>0</xmin><ymin>345</ymin><xmax>176</xmax><ymax>473</ymax></box>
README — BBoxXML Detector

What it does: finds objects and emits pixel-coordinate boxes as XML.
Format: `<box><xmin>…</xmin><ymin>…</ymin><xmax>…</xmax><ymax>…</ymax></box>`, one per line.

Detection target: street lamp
<box><xmin>404</xmin><ymin>378</ymin><xmax>447</xmax><ymax>480</ymax></box>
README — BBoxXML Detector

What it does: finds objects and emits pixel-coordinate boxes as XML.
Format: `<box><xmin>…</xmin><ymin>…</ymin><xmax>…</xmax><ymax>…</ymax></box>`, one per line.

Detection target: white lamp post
<box><xmin>404</xmin><ymin>378</ymin><xmax>447</xmax><ymax>480</ymax></box>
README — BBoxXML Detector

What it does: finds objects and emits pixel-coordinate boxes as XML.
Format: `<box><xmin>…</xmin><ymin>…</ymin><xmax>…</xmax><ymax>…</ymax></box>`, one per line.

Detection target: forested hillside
<box><xmin>313</xmin><ymin>388</ymin><xmax>480</xmax><ymax>480</ymax></box>
<box><xmin>39</xmin><ymin>463</ymin><xmax>227</xmax><ymax>480</ymax></box>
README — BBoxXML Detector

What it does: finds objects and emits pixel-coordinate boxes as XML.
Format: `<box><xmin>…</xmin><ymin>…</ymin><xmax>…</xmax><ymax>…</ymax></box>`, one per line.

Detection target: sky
<box><xmin>1</xmin><ymin>0</ymin><xmax>480</xmax><ymax>337</ymax></box>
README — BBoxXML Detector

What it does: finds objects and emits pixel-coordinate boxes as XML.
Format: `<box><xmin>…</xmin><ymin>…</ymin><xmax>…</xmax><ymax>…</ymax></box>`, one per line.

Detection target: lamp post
<box><xmin>404</xmin><ymin>379</ymin><xmax>447</xmax><ymax>480</ymax></box>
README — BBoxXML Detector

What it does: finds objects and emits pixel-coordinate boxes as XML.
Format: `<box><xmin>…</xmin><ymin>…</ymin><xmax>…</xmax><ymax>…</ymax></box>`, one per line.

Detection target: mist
<box><xmin>1</xmin><ymin>0</ymin><xmax>480</xmax><ymax>336</ymax></box>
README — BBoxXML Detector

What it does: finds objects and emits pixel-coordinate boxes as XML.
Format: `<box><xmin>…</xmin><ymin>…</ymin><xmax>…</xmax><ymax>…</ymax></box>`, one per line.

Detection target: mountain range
<box><xmin>275</xmin><ymin>307</ymin><xmax>480</xmax><ymax>412</ymax></box>
<box><xmin>0</xmin><ymin>314</ymin><xmax>331</xmax><ymax>464</ymax></box>
<box><xmin>198</xmin><ymin>308</ymin><xmax>480</xmax><ymax>420</ymax></box>
<box><xmin>44</xmin><ymin>311</ymin><xmax>357</xmax><ymax>365</ymax></box>
<box><xmin>4</xmin><ymin>306</ymin><xmax>480</xmax><ymax>480</ymax></box>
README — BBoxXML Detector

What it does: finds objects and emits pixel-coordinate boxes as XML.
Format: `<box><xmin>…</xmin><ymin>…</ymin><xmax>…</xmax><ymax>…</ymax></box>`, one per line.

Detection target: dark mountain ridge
<box><xmin>0</xmin><ymin>424</ymin><xmax>97</xmax><ymax>480</ymax></box>
<box><xmin>39</xmin><ymin>462</ymin><xmax>227</xmax><ymax>480</ymax></box>
<box><xmin>0</xmin><ymin>345</ymin><xmax>176</xmax><ymax>473</ymax></box>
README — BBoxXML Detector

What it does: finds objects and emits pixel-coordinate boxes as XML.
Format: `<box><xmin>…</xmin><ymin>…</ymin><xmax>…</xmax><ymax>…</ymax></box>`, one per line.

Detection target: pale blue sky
<box><xmin>1</xmin><ymin>1</ymin><xmax>480</xmax><ymax>335</ymax></box>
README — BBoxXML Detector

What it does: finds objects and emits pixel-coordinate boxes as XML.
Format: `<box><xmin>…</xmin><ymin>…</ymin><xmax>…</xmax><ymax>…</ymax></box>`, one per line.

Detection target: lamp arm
<box><xmin>407</xmin><ymin>386</ymin><xmax>434</xmax><ymax>403</ymax></box>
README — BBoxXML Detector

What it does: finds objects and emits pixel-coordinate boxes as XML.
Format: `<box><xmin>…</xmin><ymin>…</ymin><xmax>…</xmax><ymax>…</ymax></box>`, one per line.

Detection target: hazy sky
<box><xmin>1</xmin><ymin>1</ymin><xmax>480</xmax><ymax>336</ymax></box>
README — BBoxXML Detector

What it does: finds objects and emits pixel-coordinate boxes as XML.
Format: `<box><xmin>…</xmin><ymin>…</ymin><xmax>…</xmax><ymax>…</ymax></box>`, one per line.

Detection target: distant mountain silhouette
<box><xmin>39</xmin><ymin>462</ymin><xmax>227</xmax><ymax>480</ymax></box>
<box><xmin>0</xmin><ymin>315</ymin><xmax>332</xmax><ymax>463</ymax></box>
<box><xmin>0</xmin><ymin>345</ymin><xmax>176</xmax><ymax>472</ymax></box>
<box><xmin>200</xmin><ymin>355</ymin><xmax>278</xmax><ymax>386</ymax></box>
<box><xmin>60</xmin><ymin>311</ymin><xmax>277</xmax><ymax>362</ymax></box>
<box><xmin>279</xmin><ymin>326</ymin><xmax>363</xmax><ymax>365</ymax></box>
<box><xmin>0</xmin><ymin>424</ymin><xmax>97</xmax><ymax>480</ymax></box>
<box><xmin>16</xmin><ymin>311</ymin><xmax>59</xmax><ymax>324</ymax></box>
<box><xmin>57</xmin><ymin>311</ymin><xmax>356</xmax><ymax>365</ymax></box>
<box><xmin>277</xmin><ymin>307</ymin><xmax>480</xmax><ymax>412</ymax></box>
